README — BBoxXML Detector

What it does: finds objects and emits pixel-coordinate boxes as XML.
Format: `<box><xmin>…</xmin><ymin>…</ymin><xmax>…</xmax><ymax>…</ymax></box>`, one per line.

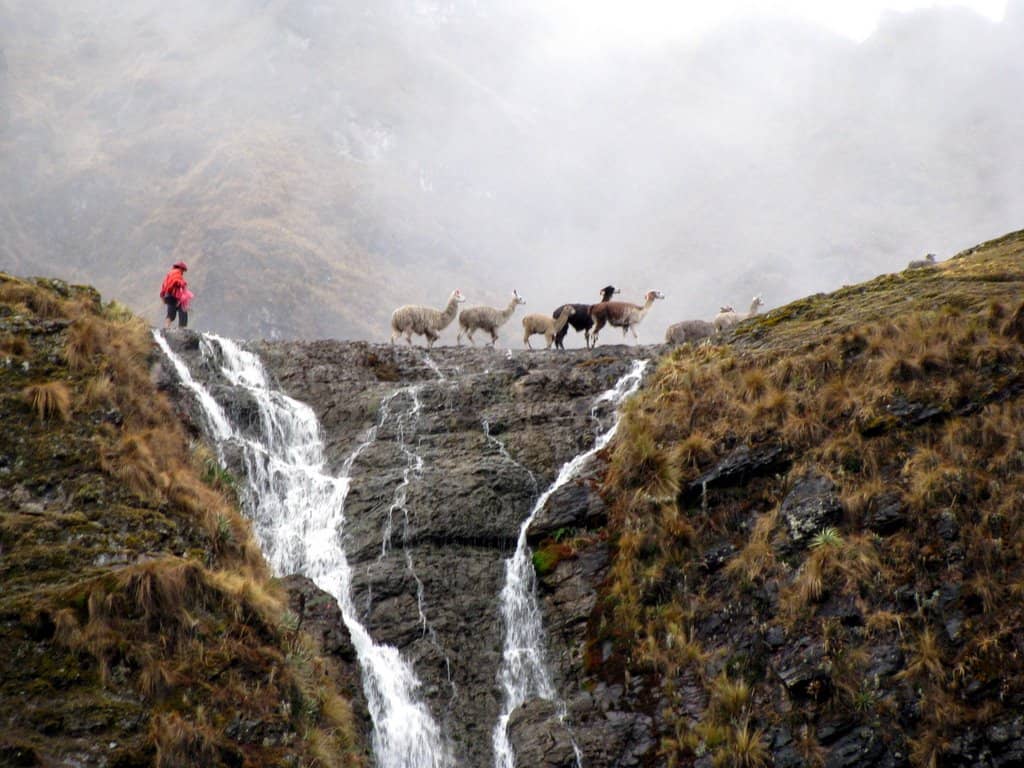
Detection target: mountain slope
<box><xmin>0</xmin><ymin>273</ymin><xmax>368</xmax><ymax>766</ymax></box>
<box><xmin>587</xmin><ymin>230</ymin><xmax>1024</xmax><ymax>766</ymax></box>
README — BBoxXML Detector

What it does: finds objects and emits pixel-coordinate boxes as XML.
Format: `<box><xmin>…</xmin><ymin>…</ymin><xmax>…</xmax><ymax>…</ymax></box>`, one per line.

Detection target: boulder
<box><xmin>781</xmin><ymin>472</ymin><xmax>842</xmax><ymax>547</ymax></box>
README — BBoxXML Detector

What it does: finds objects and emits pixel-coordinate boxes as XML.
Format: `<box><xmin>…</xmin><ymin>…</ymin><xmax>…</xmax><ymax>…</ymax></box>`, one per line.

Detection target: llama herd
<box><xmin>389</xmin><ymin>286</ymin><xmax>764</xmax><ymax>349</ymax></box>
<box><xmin>387</xmin><ymin>252</ymin><xmax>947</xmax><ymax>350</ymax></box>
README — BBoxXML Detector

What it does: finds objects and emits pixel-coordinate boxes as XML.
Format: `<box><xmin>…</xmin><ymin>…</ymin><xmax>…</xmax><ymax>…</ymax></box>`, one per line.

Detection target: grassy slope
<box><xmin>597</xmin><ymin>229</ymin><xmax>1024</xmax><ymax>766</ymax></box>
<box><xmin>0</xmin><ymin>274</ymin><xmax>365</xmax><ymax>767</ymax></box>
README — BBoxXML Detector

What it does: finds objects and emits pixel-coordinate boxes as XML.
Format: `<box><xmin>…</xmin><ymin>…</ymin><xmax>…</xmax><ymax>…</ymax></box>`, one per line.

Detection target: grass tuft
<box><xmin>23</xmin><ymin>381</ymin><xmax>72</xmax><ymax>422</ymax></box>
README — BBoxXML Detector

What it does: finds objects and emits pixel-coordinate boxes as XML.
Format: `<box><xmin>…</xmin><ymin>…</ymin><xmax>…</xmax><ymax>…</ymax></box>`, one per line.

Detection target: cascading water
<box><xmin>372</xmin><ymin>385</ymin><xmax>447</xmax><ymax>655</ymax></box>
<box><xmin>155</xmin><ymin>331</ymin><xmax>453</xmax><ymax>768</ymax></box>
<box><xmin>492</xmin><ymin>359</ymin><xmax>649</xmax><ymax>768</ymax></box>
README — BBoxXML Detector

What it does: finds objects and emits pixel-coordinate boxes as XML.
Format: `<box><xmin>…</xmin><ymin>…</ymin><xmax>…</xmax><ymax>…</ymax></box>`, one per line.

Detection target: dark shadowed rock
<box><xmin>864</xmin><ymin>491</ymin><xmax>907</xmax><ymax>534</ymax></box>
<box><xmin>701</xmin><ymin>541</ymin><xmax>737</xmax><ymax>573</ymax></box>
<box><xmin>569</xmin><ymin>705</ymin><xmax>655</xmax><ymax>768</ymax></box>
<box><xmin>824</xmin><ymin>727</ymin><xmax>897</xmax><ymax>768</ymax></box>
<box><xmin>507</xmin><ymin>699</ymin><xmax>578</xmax><ymax>768</ymax></box>
<box><xmin>781</xmin><ymin>472</ymin><xmax>842</xmax><ymax>546</ymax></box>
<box><xmin>683</xmin><ymin>443</ymin><xmax>791</xmax><ymax>504</ymax></box>
<box><xmin>527</xmin><ymin>464</ymin><xmax>608</xmax><ymax>543</ymax></box>
<box><xmin>776</xmin><ymin>636</ymin><xmax>830</xmax><ymax>697</ymax></box>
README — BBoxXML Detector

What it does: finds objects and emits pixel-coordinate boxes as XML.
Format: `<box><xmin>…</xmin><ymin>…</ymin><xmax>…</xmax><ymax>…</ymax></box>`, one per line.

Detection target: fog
<box><xmin>1</xmin><ymin>0</ymin><xmax>1022</xmax><ymax>343</ymax></box>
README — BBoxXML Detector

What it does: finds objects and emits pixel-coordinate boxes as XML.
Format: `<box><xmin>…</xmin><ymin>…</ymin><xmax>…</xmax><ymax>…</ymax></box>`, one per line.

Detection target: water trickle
<box><xmin>483</xmin><ymin>419</ymin><xmax>539</xmax><ymax>498</ymax></box>
<box><xmin>422</xmin><ymin>354</ymin><xmax>446</xmax><ymax>381</ymax></box>
<box><xmin>157</xmin><ymin>331</ymin><xmax>453</xmax><ymax>768</ymax></box>
<box><xmin>492</xmin><ymin>359</ymin><xmax>649</xmax><ymax>768</ymax></box>
<box><xmin>152</xmin><ymin>332</ymin><xmax>232</xmax><ymax>443</ymax></box>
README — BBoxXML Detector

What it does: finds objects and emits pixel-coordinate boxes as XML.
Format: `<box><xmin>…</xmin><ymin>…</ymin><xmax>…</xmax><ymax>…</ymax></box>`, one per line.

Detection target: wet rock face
<box><xmin>279</xmin><ymin>574</ymin><xmax>371</xmax><ymax>721</ymax></box>
<box><xmin>160</xmin><ymin>332</ymin><xmax>657</xmax><ymax>768</ymax></box>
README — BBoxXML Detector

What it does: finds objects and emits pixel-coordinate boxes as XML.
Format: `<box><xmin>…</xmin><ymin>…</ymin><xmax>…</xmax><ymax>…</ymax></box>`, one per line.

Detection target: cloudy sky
<box><xmin>537</xmin><ymin>0</ymin><xmax>1007</xmax><ymax>50</ymax></box>
<box><xmin>1</xmin><ymin>0</ymin><xmax>1020</xmax><ymax>342</ymax></box>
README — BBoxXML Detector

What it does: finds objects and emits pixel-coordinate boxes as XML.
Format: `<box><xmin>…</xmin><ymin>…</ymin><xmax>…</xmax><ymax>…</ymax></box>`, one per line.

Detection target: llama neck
<box><xmin>554</xmin><ymin>309</ymin><xmax>572</xmax><ymax>333</ymax></box>
<box><xmin>500</xmin><ymin>297</ymin><xmax>519</xmax><ymax>323</ymax></box>
<box><xmin>746</xmin><ymin>299</ymin><xmax>760</xmax><ymax>317</ymax></box>
<box><xmin>439</xmin><ymin>295</ymin><xmax>460</xmax><ymax>329</ymax></box>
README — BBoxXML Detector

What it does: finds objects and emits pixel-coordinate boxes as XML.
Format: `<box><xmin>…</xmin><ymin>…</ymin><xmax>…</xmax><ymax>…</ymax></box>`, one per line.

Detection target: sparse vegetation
<box><xmin>22</xmin><ymin>380</ymin><xmax>71</xmax><ymax>421</ymax></box>
<box><xmin>595</xmin><ymin>231</ymin><xmax>1024</xmax><ymax>766</ymax></box>
<box><xmin>0</xmin><ymin>273</ymin><xmax>366</xmax><ymax>766</ymax></box>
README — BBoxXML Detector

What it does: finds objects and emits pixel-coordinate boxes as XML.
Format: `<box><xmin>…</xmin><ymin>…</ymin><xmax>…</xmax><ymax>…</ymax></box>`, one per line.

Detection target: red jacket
<box><xmin>160</xmin><ymin>268</ymin><xmax>187</xmax><ymax>300</ymax></box>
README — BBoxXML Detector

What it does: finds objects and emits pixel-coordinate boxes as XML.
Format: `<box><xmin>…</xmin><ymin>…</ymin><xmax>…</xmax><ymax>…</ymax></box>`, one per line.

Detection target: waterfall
<box><xmin>155</xmin><ymin>331</ymin><xmax>453</xmax><ymax>768</ymax></box>
<box><xmin>373</xmin><ymin>385</ymin><xmax>446</xmax><ymax>652</ymax></box>
<box><xmin>492</xmin><ymin>359</ymin><xmax>649</xmax><ymax>768</ymax></box>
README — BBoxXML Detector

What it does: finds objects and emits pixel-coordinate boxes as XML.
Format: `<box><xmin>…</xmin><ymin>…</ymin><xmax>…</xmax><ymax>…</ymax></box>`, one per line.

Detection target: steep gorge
<box><xmin>157</xmin><ymin>332</ymin><xmax>655</xmax><ymax>767</ymax></box>
<box><xmin>156</xmin><ymin>229</ymin><xmax>1024</xmax><ymax>768</ymax></box>
<box><xmin>4</xmin><ymin>227</ymin><xmax>1024</xmax><ymax>768</ymax></box>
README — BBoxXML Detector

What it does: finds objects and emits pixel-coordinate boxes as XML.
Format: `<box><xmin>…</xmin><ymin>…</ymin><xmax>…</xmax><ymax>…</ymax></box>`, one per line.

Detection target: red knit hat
<box><xmin>172</xmin><ymin>261</ymin><xmax>188</xmax><ymax>271</ymax></box>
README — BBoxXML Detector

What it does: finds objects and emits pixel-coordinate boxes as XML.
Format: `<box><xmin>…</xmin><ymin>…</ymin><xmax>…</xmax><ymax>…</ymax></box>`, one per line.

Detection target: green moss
<box><xmin>533</xmin><ymin>542</ymin><xmax>573</xmax><ymax>576</ymax></box>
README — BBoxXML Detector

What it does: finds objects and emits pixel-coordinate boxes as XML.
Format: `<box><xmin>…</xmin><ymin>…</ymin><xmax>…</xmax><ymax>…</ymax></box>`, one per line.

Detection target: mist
<box><xmin>1</xmin><ymin>0</ymin><xmax>1022</xmax><ymax>343</ymax></box>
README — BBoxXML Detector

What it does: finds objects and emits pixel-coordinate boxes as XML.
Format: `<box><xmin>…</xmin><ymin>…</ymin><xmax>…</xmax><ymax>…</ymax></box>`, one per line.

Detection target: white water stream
<box><xmin>491</xmin><ymin>359</ymin><xmax>649</xmax><ymax>768</ymax></box>
<box><xmin>155</xmin><ymin>331</ymin><xmax>453</xmax><ymax>768</ymax></box>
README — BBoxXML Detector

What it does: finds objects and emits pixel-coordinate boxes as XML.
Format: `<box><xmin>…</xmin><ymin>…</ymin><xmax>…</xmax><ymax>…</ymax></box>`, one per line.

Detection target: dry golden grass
<box><xmin>0</xmin><ymin>278</ymin><xmax>67</xmax><ymax>318</ymax></box>
<box><xmin>899</xmin><ymin>627</ymin><xmax>946</xmax><ymax>684</ymax></box>
<box><xmin>82</xmin><ymin>373</ymin><xmax>115</xmax><ymax>407</ymax></box>
<box><xmin>22</xmin><ymin>380</ymin><xmax>72</xmax><ymax>422</ymax></box>
<box><xmin>97</xmin><ymin>430</ymin><xmax>164</xmax><ymax>500</ymax></box>
<box><xmin>725</xmin><ymin>509</ymin><xmax>780</xmax><ymax>585</ymax></box>
<box><xmin>151</xmin><ymin>712</ymin><xmax>218</xmax><ymax>768</ymax></box>
<box><xmin>138</xmin><ymin>656</ymin><xmax>177</xmax><ymax>700</ymax></box>
<box><xmin>596</xmin><ymin>234</ymin><xmax>1024</xmax><ymax>761</ymax></box>
<box><xmin>712</xmin><ymin>720</ymin><xmax>770</xmax><ymax>768</ymax></box>
<box><xmin>709</xmin><ymin>674</ymin><xmax>751</xmax><ymax>720</ymax></box>
<box><xmin>64</xmin><ymin>315</ymin><xmax>108</xmax><ymax>370</ymax></box>
<box><xmin>0</xmin><ymin>332</ymin><xmax>30</xmax><ymax>358</ymax></box>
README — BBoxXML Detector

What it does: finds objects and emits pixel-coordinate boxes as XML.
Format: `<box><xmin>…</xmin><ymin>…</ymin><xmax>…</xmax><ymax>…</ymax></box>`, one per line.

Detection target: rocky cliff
<box><xmin>9</xmin><ymin>227</ymin><xmax>1021</xmax><ymax>768</ymax></box>
<box><xmin>158</xmin><ymin>334</ymin><xmax>656</xmax><ymax>767</ymax></box>
<box><xmin>157</xmin><ymin>228</ymin><xmax>1024</xmax><ymax>768</ymax></box>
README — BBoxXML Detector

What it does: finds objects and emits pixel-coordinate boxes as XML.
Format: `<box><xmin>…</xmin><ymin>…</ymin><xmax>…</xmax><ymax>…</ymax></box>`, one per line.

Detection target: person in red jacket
<box><xmin>160</xmin><ymin>261</ymin><xmax>192</xmax><ymax>328</ymax></box>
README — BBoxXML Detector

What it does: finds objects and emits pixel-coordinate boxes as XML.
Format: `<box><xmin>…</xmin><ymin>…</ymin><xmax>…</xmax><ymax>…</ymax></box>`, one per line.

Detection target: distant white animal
<box><xmin>713</xmin><ymin>295</ymin><xmax>764</xmax><ymax>332</ymax></box>
<box><xmin>457</xmin><ymin>290</ymin><xmax>526</xmax><ymax>346</ymax></box>
<box><xmin>390</xmin><ymin>289</ymin><xmax>465</xmax><ymax>348</ymax></box>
